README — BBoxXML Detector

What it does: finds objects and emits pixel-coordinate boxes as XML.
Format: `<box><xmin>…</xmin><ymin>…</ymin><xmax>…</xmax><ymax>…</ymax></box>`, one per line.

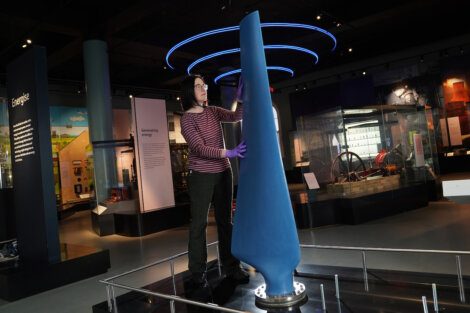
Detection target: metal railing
<box><xmin>299</xmin><ymin>244</ymin><xmax>470</xmax><ymax>303</ymax></box>
<box><xmin>99</xmin><ymin>242</ymin><xmax>250</xmax><ymax>313</ymax></box>
<box><xmin>99</xmin><ymin>241</ymin><xmax>470</xmax><ymax>313</ymax></box>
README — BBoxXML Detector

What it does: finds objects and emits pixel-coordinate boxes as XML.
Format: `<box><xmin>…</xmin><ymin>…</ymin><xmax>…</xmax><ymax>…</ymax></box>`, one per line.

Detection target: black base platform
<box><xmin>294</xmin><ymin>183</ymin><xmax>429</xmax><ymax>228</ymax></box>
<box><xmin>91</xmin><ymin>203</ymin><xmax>191</xmax><ymax>237</ymax></box>
<box><xmin>0</xmin><ymin>188</ymin><xmax>15</xmax><ymax>241</ymax></box>
<box><xmin>92</xmin><ymin>261</ymin><xmax>470</xmax><ymax>313</ymax></box>
<box><xmin>438</xmin><ymin>154</ymin><xmax>470</xmax><ymax>174</ymax></box>
<box><xmin>0</xmin><ymin>243</ymin><xmax>110</xmax><ymax>301</ymax></box>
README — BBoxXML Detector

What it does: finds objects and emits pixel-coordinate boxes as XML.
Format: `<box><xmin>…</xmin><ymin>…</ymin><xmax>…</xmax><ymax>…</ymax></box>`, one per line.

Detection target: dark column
<box><xmin>6</xmin><ymin>46</ymin><xmax>60</xmax><ymax>263</ymax></box>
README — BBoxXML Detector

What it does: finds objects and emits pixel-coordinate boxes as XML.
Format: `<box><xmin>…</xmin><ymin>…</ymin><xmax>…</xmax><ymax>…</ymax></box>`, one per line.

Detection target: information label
<box><xmin>131</xmin><ymin>98</ymin><xmax>175</xmax><ymax>212</ymax></box>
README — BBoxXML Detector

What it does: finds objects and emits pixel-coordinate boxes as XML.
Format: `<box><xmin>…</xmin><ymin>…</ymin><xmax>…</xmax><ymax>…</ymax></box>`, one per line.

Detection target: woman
<box><xmin>180</xmin><ymin>74</ymin><xmax>249</xmax><ymax>287</ymax></box>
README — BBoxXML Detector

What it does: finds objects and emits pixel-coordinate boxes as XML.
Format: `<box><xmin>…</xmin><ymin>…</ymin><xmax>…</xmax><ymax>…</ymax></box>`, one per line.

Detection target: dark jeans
<box><xmin>187</xmin><ymin>168</ymin><xmax>239</xmax><ymax>276</ymax></box>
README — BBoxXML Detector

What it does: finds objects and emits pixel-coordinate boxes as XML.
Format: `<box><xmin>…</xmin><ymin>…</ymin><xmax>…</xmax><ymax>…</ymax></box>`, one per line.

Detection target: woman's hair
<box><xmin>181</xmin><ymin>74</ymin><xmax>204</xmax><ymax>111</ymax></box>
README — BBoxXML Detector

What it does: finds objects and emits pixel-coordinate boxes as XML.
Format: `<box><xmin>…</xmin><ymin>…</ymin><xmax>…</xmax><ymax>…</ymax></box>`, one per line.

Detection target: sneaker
<box><xmin>227</xmin><ymin>267</ymin><xmax>250</xmax><ymax>284</ymax></box>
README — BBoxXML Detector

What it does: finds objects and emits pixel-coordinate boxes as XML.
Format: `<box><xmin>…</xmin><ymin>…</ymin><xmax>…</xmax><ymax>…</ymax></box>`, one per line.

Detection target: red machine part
<box><xmin>375</xmin><ymin>149</ymin><xmax>387</xmax><ymax>166</ymax></box>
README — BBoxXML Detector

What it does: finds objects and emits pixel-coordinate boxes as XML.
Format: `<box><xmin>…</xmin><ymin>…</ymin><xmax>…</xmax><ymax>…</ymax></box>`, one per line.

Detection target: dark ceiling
<box><xmin>0</xmin><ymin>0</ymin><xmax>469</xmax><ymax>92</ymax></box>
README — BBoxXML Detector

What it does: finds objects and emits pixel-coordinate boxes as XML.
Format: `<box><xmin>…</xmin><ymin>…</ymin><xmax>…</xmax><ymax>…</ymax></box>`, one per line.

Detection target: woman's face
<box><xmin>194</xmin><ymin>77</ymin><xmax>208</xmax><ymax>105</ymax></box>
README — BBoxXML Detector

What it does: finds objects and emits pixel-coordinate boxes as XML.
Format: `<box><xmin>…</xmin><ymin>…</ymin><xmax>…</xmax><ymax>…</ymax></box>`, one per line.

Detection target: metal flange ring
<box><xmin>255</xmin><ymin>281</ymin><xmax>307</xmax><ymax>309</ymax></box>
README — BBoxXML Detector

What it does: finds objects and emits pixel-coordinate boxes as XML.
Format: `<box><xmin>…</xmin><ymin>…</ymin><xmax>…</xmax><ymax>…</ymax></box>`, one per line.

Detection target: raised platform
<box><xmin>91</xmin><ymin>202</ymin><xmax>191</xmax><ymax>237</ymax></box>
<box><xmin>92</xmin><ymin>261</ymin><xmax>470</xmax><ymax>313</ymax></box>
<box><xmin>0</xmin><ymin>243</ymin><xmax>110</xmax><ymax>301</ymax></box>
<box><xmin>0</xmin><ymin>188</ymin><xmax>15</xmax><ymax>241</ymax></box>
<box><xmin>293</xmin><ymin>183</ymin><xmax>429</xmax><ymax>228</ymax></box>
<box><xmin>438</xmin><ymin>154</ymin><xmax>470</xmax><ymax>174</ymax></box>
<box><xmin>58</xmin><ymin>198</ymin><xmax>93</xmax><ymax>220</ymax></box>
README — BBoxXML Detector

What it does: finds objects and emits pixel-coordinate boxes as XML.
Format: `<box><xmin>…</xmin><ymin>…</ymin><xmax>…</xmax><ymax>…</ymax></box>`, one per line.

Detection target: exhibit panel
<box><xmin>50</xmin><ymin>106</ymin><xmax>93</xmax><ymax>207</ymax></box>
<box><xmin>90</xmin><ymin>98</ymin><xmax>191</xmax><ymax>237</ymax></box>
<box><xmin>131</xmin><ymin>97</ymin><xmax>175</xmax><ymax>213</ymax></box>
<box><xmin>58</xmin><ymin>130</ymin><xmax>92</xmax><ymax>204</ymax></box>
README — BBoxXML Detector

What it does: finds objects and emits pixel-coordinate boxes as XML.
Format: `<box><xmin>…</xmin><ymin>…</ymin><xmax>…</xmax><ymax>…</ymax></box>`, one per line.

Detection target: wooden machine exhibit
<box><xmin>327</xmin><ymin>146</ymin><xmax>404</xmax><ymax>196</ymax></box>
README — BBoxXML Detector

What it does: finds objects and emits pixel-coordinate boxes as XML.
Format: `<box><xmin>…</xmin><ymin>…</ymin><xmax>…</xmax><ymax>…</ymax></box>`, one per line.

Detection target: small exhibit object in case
<box><xmin>304</xmin><ymin>172</ymin><xmax>320</xmax><ymax>190</ymax></box>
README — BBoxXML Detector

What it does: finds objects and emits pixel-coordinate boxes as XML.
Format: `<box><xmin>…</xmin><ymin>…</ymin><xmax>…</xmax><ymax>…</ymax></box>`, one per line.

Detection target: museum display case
<box><xmin>297</xmin><ymin>103</ymin><xmax>436</xmax><ymax>197</ymax></box>
<box><xmin>291</xmin><ymin>99</ymin><xmax>437</xmax><ymax>226</ymax></box>
<box><xmin>170</xmin><ymin>143</ymin><xmax>189</xmax><ymax>197</ymax></box>
<box><xmin>437</xmin><ymin>75</ymin><xmax>470</xmax><ymax>173</ymax></box>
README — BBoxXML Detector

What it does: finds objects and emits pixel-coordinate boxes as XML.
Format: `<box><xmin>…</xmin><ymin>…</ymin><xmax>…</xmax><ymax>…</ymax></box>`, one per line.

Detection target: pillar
<box><xmin>83</xmin><ymin>40</ymin><xmax>117</xmax><ymax>204</ymax></box>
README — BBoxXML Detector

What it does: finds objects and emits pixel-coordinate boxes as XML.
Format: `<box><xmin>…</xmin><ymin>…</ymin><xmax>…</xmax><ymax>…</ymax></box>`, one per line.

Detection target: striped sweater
<box><xmin>181</xmin><ymin>104</ymin><xmax>243</xmax><ymax>173</ymax></box>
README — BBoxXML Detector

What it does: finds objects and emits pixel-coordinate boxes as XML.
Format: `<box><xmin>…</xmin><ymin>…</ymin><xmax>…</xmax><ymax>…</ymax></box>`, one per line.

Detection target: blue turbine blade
<box><xmin>232</xmin><ymin>11</ymin><xmax>301</xmax><ymax>297</ymax></box>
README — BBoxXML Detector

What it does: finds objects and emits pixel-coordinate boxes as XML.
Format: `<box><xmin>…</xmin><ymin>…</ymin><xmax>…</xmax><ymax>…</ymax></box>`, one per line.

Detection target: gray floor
<box><xmin>1</xmin><ymin>174</ymin><xmax>470</xmax><ymax>313</ymax></box>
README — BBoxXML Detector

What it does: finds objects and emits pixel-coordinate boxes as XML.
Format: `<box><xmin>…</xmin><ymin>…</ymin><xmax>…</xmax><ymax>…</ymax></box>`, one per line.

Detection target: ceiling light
<box><xmin>22</xmin><ymin>44</ymin><xmax>27</xmax><ymax>48</ymax></box>
<box><xmin>214</xmin><ymin>66</ymin><xmax>294</xmax><ymax>84</ymax></box>
<box><xmin>26</xmin><ymin>39</ymin><xmax>32</xmax><ymax>44</ymax></box>
<box><xmin>166</xmin><ymin>22</ymin><xmax>337</xmax><ymax>69</ymax></box>
<box><xmin>348</xmin><ymin>48</ymin><xmax>353</xmax><ymax>53</ymax></box>
<box><xmin>303</xmin><ymin>84</ymin><xmax>307</xmax><ymax>90</ymax></box>
<box><xmin>187</xmin><ymin>45</ymin><xmax>319</xmax><ymax>74</ymax></box>
<box><xmin>362</xmin><ymin>71</ymin><xmax>366</xmax><ymax>75</ymax></box>
<box><xmin>176</xmin><ymin>96</ymin><xmax>180</xmax><ymax>101</ymax></box>
<box><xmin>316</xmin><ymin>15</ymin><xmax>322</xmax><ymax>20</ymax></box>
<box><xmin>336</xmin><ymin>22</ymin><xmax>341</xmax><ymax>27</ymax></box>
<box><xmin>163</xmin><ymin>66</ymin><xmax>167</xmax><ymax>70</ymax></box>
<box><xmin>129</xmin><ymin>94</ymin><xmax>133</xmax><ymax>99</ymax></box>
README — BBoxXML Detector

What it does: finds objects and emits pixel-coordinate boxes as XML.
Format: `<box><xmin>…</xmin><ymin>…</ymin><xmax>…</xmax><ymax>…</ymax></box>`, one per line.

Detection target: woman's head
<box><xmin>181</xmin><ymin>74</ymin><xmax>208</xmax><ymax>111</ymax></box>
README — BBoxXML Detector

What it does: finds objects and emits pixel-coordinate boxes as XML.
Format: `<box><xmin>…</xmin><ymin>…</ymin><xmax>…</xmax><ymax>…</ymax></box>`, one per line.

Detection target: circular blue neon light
<box><xmin>262</xmin><ymin>23</ymin><xmax>336</xmax><ymax>51</ymax></box>
<box><xmin>187</xmin><ymin>48</ymin><xmax>240</xmax><ymax>74</ymax></box>
<box><xmin>166</xmin><ymin>23</ymin><xmax>336</xmax><ymax>69</ymax></box>
<box><xmin>265</xmin><ymin>45</ymin><xmax>319</xmax><ymax>63</ymax></box>
<box><xmin>166</xmin><ymin>26</ymin><xmax>239</xmax><ymax>70</ymax></box>
<box><xmin>214</xmin><ymin>66</ymin><xmax>294</xmax><ymax>84</ymax></box>
<box><xmin>187</xmin><ymin>45</ymin><xmax>318</xmax><ymax>74</ymax></box>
